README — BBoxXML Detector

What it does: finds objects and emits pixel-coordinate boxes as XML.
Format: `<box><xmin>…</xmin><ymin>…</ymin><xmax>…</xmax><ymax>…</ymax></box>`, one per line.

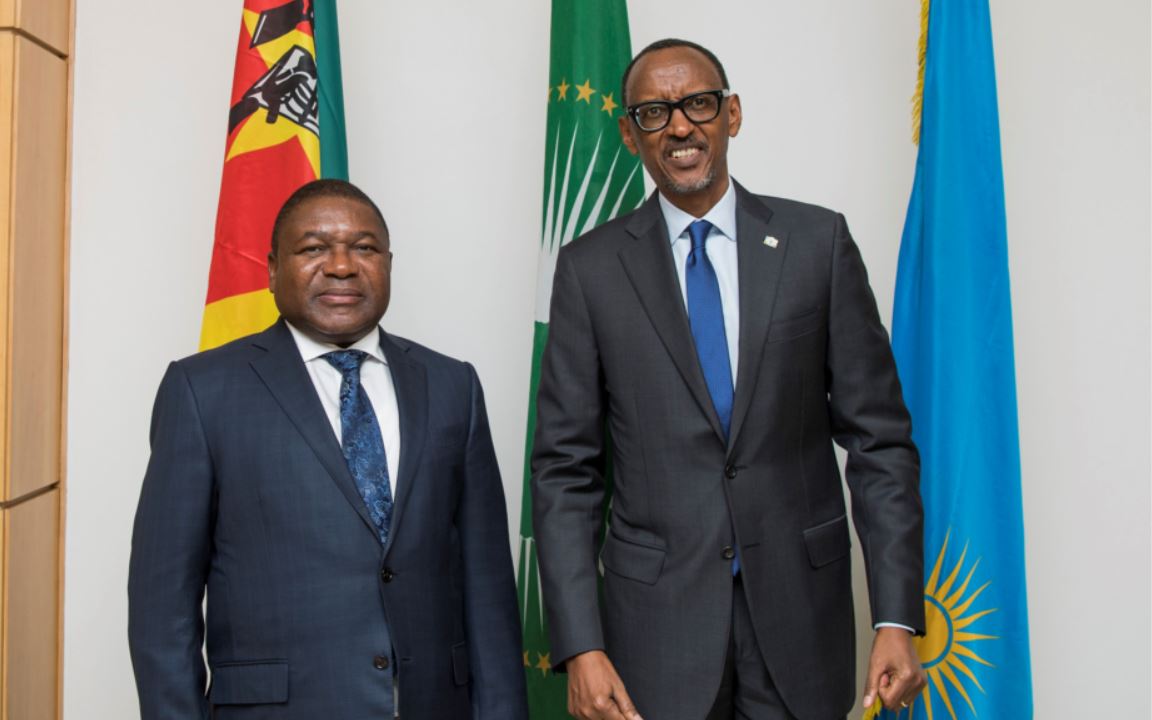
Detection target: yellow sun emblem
<box><xmin>906</xmin><ymin>531</ymin><xmax>998</xmax><ymax>719</ymax></box>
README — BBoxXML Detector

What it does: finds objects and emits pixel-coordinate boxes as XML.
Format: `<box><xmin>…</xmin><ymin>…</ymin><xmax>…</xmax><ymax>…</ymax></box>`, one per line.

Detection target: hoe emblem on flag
<box><xmin>229</xmin><ymin>0</ymin><xmax>319</xmax><ymax>135</ymax></box>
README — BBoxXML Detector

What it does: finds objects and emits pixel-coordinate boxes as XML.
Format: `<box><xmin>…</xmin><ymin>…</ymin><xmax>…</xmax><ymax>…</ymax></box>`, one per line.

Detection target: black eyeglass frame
<box><xmin>626</xmin><ymin>89</ymin><xmax>733</xmax><ymax>133</ymax></box>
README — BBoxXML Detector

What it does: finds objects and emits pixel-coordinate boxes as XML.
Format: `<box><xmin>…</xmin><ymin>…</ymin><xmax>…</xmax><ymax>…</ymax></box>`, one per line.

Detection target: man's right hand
<box><xmin>565</xmin><ymin>650</ymin><xmax>644</xmax><ymax>720</ymax></box>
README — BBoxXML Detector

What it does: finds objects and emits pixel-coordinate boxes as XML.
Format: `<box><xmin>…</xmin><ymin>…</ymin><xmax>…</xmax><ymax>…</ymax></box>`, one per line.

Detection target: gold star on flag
<box><xmin>601</xmin><ymin>92</ymin><xmax>619</xmax><ymax>115</ymax></box>
<box><xmin>575</xmin><ymin>79</ymin><xmax>595</xmax><ymax>103</ymax></box>
<box><xmin>535</xmin><ymin>652</ymin><xmax>551</xmax><ymax>676</ymax></box>
<box><xmin>556</xmin><ymin>79</ymin><xmax>570</xmax><ymax>100</ymax></box>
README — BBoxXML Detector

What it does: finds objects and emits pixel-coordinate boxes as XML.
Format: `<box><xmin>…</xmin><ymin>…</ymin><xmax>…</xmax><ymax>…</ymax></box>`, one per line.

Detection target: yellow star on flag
<box><xmin>242</xmin><ymin>9</ymin><xmax>315</xmax><ymax>69</ymax></box>
<box><xmin>601</xmin><ymin>92</ymin><xmax>619</xmax><ymax>115</ymax></box>
<box><xmin>535</xmin><ymin>652</ymin><xmax>551</xmax><ymax>676</ymax></box>
<box><xmin>575</xmin><ymin>79</ymin><xmax>595</xmax><ymax>103</ymax></box>
<box><xmin>226</xmin><ymin>109</ymin><xmax>320</xmax><ymax>177</ymax></box>
<box><xmin>556</xmin><ymin>79</ymin><xmax>570</xmax><ymax>100</ymax></box>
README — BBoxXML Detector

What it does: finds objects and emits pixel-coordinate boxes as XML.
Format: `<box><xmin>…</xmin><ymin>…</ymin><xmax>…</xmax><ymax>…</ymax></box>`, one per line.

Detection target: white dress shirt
<box><xmin>286</xmin><ymin>322</ymin><xmax>401</xmax><ymax>499</ymax></box>
<box><xmin>659</xmin><ymin>180</ymin><xmax>740</xmax><ymax>383</ymax></box>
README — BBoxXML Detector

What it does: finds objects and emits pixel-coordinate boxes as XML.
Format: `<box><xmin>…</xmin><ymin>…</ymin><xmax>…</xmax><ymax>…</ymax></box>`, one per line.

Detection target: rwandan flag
<box><xmin>878</xmin><ymin>0</ymin><xmax>1034</xmax><ymax>718</ymax></box>
<box><xmin>516</xmin><ymin>0</ymin><xmax>644</xmax><ymax>716</ymax></box>
<box><xmin>201</xmin><ymin>0</ymin><xmax>347</xmax><ymax>350</ymax></box>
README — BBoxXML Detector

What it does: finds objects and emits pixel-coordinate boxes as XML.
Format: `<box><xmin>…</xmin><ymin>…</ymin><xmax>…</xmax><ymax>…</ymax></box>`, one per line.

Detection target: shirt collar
<box><xmin>285</xmin><ymin>322</ymin><xmax>388</xmax><ymax>365</ymax></box>
<box><xmin>657</xmin><ymin>179</ymin><xmax>738</xmax><ymax>245</ymax></box>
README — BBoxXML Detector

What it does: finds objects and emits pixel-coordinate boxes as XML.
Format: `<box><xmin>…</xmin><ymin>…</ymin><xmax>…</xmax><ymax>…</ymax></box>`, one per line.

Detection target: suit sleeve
<box><xmin>457</xmin><ymin>364</ymin><xmax>529</xmax><ymax>720</ymax></box>
<box><xmin>825</xmin><ymin>214</ymin><xmax>926</xmax><ymax>633</ymax></box>
<box><xmin>530</xmin><ymin>248</ymin><xmax>609</xmax><ymax>666</ymax></box>
<box><xmin>127</xmin><ymin>362</ymin><xmax>213</xmax><ymax>719</ymax></box>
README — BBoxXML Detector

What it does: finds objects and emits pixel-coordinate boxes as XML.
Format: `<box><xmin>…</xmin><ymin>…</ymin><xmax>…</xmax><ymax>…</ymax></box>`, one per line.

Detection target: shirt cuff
<box><xmin>874</xmin><ymin>622</ymin><xmax>915</xmax><ymax>633</ymax></box>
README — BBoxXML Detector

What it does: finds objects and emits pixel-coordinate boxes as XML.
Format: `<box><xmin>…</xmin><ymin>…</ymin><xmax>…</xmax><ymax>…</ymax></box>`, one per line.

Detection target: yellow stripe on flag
<box><xmin>200</xmin><ymin>289</ymin><xmax>281</xmax><ymax>351</ymax></box>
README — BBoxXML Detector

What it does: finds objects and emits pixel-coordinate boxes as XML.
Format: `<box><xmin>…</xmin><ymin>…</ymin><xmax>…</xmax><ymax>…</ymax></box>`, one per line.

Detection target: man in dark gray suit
<box><xmin>129</xmin><ymin>180</ymin><xmax>527</xmax><ymax>719</ymax></box>
<box><xmin>532</xmin><ymin>39</ymin><xmax>927</xmax><ymax>720</ymax></box>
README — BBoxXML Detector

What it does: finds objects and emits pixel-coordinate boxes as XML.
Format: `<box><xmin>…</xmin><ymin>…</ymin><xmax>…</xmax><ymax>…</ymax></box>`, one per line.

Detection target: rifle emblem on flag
<box><xmin>228</xmin><ymin>0</ymin><xmax>320</xmax><ymax>135</ymax></box>
<box><xmin>229</xmin><ymin>45</ymin><xmax>319</xmax><ymax>135</ymax></box>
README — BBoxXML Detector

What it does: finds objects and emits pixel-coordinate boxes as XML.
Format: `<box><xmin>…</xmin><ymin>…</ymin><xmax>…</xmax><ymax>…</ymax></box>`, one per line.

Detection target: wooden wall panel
<box><xmin>0</xmin><ymin>32</ymin><xmax>12</xmax><ymax>201</ymax></box>
<box><xmin>0</xmin><ymin>0</ymin><xmax>69</xmax><ymax>56</ymax></box>
<box><xmin>2</xmin><ymin>490</ymin><xmax>59</xmax><ymax>720</ymax></box>
<box><xmin>7</xmin><ymin>37</ymin><xmax>67</xmax><ymax>501</ymax></box>
<box><xmin>0</xmin><ymin>0</ymin><xmax>69</xmax><ymax>716</ymax></box>
<box><xmin>0</xmin><ymin>32</ymin><xmax>13</xmax><ymax>496</ymax></box>
<box><xmin>0</xmin><ymin>505</ymin><xmax>5</xmax><ymax>704</ymax></box>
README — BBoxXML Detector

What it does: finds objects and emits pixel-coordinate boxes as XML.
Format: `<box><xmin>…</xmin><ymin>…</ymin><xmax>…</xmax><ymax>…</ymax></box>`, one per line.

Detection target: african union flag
<box><xmin>201</xmin><ymin>0</ymin><xmax>347</xmax><ymax>350</ymax></box>
<box><xmin>877</xmin><ymin>0</ymin><xmax>1034</xmax><ymax>717</ymax></box>
<box><xmin>516</xmin><ymin>0</ymin><xmax>644</xmax><ymax>717</ymax></box>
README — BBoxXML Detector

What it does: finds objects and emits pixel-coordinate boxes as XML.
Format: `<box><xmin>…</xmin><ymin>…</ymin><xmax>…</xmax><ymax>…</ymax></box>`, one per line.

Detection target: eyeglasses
<box><xmin>626</xmin><ymin>89</ymin><xmax>732</xmax><ymax>132</ymax></box>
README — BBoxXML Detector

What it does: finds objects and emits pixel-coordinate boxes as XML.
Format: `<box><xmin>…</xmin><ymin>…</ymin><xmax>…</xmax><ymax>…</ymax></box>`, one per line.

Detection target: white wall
<box><xmin>64</xmin><ymin>1</ymin><xmax>1149</xmax><ymax>717</ymax></box>
<box><xmin>991</xmin><ymin>0</ymin><xmax>1151</xmax><ymax>715</ymax></box>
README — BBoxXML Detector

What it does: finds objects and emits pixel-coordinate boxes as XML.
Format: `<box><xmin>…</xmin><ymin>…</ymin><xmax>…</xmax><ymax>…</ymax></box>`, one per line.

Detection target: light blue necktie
<box><xmin>686</xmin><ymin>220</ymin><xmax>739</xmax><ymax>575</ymax></box>
<box><xmin>324</xmin><ymin>350</ymin><xmax>393</xmax><ymax>546</ymax></box>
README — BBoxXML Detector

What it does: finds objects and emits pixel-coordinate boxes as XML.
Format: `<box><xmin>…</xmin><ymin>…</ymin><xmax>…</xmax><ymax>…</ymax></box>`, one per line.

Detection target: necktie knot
<box><xmin>688</xmin><ymin>219</ymin><xmax>714</xmax><ymax>253</ymax></box>
<box><xmin>323</xmin><ymin>349</ymin><xmax>368</xmax><ymax>377</ymax></box>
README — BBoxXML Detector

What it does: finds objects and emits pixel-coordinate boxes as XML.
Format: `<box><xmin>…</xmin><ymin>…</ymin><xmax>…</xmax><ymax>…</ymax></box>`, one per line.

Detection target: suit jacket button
<box><xmin>373</xmin><ymin>655</ymin><xmax>390</xmax><ymax>670</ymax></box>
<box><xmin>380</xmin><ymin>567</ymin><xmax>394</xmax><ymax>583</ymax></box>
<box><xmin>722</xmin><ymin>546</ymin><xmax>736</xmax><ymax>560</ymax></box>
<box><xmin>724</xmin><ymin>465</ymin><xmax>737</xmax><ymax>479</ymax></box>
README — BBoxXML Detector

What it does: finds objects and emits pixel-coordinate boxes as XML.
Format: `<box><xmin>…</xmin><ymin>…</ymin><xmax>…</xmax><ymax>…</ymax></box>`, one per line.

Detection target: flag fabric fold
<box><xmin>883</xmin><ymin>0</ymin><xmax>1033</xmax><ymax>717</ymax></box>
<box><xmin>201</xmin><ymin>0</ymin><xmax>347</xmax><ymax>350</ymax></box>
<box><xmin>516</xmin><ymin>1</ymin><xmax>644</xmax><ymax>716</ymax></box>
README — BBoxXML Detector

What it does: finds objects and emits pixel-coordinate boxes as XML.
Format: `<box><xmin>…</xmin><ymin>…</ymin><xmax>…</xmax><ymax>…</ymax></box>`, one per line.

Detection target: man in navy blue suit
<box><xmin>128</xmin><ymin>180</ymin><xmax>527</xmax><ymax>719</ymax></box>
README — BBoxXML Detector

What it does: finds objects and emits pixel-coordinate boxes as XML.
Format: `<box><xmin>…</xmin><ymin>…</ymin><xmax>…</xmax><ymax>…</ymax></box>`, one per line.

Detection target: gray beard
<box><xmin>664</xmin><ymin>166</ymin><xmax>716</xmax><ymax>195</ymax></box>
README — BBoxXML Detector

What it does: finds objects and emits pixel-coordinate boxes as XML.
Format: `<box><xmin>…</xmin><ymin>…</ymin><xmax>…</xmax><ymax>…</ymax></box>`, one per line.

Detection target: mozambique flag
<box><xmin>517</xmin><ymin>0</ymin><xmax>644</xmax><ymax>715</ymax></box>
<box><xmin>200</xmin><ymin>0</ymin><xmax>347</xmax><ymax>350</ymax></box>
<box><xmin>877</xmin><ymin>0</ymin><xmax>1034</xmax><ymax>717</ymax></box>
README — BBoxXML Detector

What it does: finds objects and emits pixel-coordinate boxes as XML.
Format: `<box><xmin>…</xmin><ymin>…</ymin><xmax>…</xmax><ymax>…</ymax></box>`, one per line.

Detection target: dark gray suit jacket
<box><xmin>129</xmin><ymin>320</ymin><xmax>527</xmax><ymax>720</ymax></box>
<box><xmin>532</xmin><ymin>184</ymin><xmax>924</xmax><ymax>720</ymax></box>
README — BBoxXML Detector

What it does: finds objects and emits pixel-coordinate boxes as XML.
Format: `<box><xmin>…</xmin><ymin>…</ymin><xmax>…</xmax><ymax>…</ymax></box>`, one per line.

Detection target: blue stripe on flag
<box><xmin>888</xmin><ymin>0</ymin><xmax>1034</xmax><ymax>717</ymax></box>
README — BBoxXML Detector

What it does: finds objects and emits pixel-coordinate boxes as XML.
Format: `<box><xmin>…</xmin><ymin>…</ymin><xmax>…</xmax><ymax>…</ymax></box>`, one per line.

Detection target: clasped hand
<box><xmin>565</xmin><ymin>650</ymin><xmax>644</xmax><ymax>720</ymax></box>
<box><xmin>862</xmin><ymin>627</ymin><xmax>928</xmax><ymax>711</ymax></box>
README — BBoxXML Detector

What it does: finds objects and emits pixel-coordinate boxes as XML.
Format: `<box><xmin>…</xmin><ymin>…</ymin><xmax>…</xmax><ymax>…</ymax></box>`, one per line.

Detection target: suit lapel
<box><xmin>729</xmin><ymin>183</ymin><xmax>789</xmax><ymax>450</ymax></box>
<box><xmin>248</xmin><ymin>321</ymin><xmax>381</xmax><ymax>542</ymax></box>
<box><xmin>378</xmin><ymin>331</ymin><xmax>427</xmax><ymax>554</ymax></box>
<box><xmin>618</xmin><ymin>194</ymin><xmax>727</xmax><ymax>443</ymax></box>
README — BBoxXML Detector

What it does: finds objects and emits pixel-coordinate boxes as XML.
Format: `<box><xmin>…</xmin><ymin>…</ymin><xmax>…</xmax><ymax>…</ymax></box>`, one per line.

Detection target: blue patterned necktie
<box><xmin>686</xmin><ymin>220</ymin><xmax>740</xmax><ymax>575</ymax></box>
<box><xmin>324</xmin><ymin>350</ymin><xmax>393</xmax><ymax>546</ymax></box>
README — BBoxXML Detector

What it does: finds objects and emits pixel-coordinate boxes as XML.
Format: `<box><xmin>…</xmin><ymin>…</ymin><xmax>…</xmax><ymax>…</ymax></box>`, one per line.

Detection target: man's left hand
<box><xmin>861</xmin><ymin>627</ymin><xmax>927</xmax><ymax>711</ymax></box>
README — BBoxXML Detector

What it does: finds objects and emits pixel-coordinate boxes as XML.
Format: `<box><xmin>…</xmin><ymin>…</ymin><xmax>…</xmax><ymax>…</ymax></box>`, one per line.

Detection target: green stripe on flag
<box><xmin>313</xmin><ymin>0</ymin><xmax>348</xmax><ymax>180</ymax></box>
<box><xmin>520</xmin><ymin>322</ymin><xmax>551</xmax><ymax>532</ymax></box>
<box><xmin>518</xmin><ymin>1</ymin><xmax>645</xmax><ymax>716</ymax></box>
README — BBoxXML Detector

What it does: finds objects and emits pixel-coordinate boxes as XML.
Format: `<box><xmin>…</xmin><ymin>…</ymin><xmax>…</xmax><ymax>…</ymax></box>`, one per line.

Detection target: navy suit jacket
<box><xmin>532</xmin><ymin>186</ymin><xmax>923</xmax><ymax>720</ymax></box>
<box><xmin>129</xmin><ymin>320</ymin><xmax>527</xmax><ymax>719</ymax></box>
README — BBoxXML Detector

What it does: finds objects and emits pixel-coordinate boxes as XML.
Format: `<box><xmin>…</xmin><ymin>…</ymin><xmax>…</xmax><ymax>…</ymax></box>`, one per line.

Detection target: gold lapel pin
<box><xmin>763</xmin><ymin>235</ymin><xmax>779</xmax><ymax>248</ymax></box>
